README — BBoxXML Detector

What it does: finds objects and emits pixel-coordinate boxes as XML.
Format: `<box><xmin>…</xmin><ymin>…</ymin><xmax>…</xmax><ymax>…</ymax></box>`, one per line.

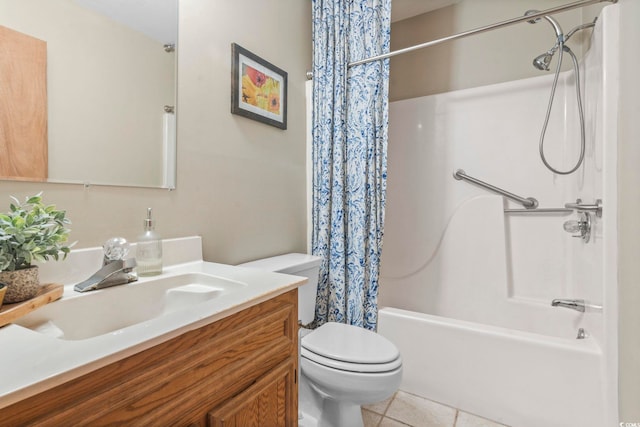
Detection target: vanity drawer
<box><xmin>208</xmin><ymin>358</ymin><xmax>296</xmax><ymax>427</ymax></box>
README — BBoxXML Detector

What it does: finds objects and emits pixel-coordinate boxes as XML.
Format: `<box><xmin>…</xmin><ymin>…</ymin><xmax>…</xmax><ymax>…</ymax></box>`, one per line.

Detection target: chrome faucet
<box><xmin>551</xmin><ymin>298</ymin><xmax>585</xmax><ymax>312</ymax></box>
<box><xmin>74</xmin><ymin>258</ymin><xmax>138</xmax><ymax>292</ymax></box>
<box><xmin>74</xmin><ymin>237</ymin><xmax>138</xmax><ymax>293</ymax></box>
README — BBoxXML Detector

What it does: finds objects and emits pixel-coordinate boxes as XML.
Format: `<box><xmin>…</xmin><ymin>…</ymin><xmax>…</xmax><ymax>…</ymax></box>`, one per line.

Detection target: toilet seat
<box><xmin>301</xmin><ymin>347</ymin><xmax>402</xmax><ymax>373</ymax></box>
<box><xmin>301</xmin><ymin>322</ymin><xmax>402</xmax><ymax>373</ymax></box>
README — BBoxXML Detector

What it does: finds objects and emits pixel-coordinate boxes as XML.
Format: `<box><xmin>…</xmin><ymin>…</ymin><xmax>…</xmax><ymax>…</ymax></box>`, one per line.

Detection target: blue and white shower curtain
<box><xmin>311</xmin><ymin>0</ymin><xmax>391</xmax><ymax>330</ymax></box>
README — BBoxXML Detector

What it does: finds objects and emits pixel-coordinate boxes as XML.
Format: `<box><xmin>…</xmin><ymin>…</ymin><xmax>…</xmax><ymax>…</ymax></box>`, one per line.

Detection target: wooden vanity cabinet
<box><xmin>0</xmin><ymin>289</ymin><xmax>298</xmax><ymax>427</ymax></box>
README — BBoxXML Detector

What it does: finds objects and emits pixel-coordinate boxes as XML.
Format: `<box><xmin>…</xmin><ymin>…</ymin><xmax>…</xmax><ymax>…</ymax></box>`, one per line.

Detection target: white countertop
<box><xmin>0</xmin><ymin>237</ymin><xmax>305</xmax><ymax>409</ymax></box>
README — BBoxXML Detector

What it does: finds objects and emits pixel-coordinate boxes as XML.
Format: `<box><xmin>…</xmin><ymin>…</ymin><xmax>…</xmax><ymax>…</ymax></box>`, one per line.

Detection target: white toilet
<box><xmin>239</xmin><ymin>253</ymin><xmax>402</xmax><ymax>427</ymax></box>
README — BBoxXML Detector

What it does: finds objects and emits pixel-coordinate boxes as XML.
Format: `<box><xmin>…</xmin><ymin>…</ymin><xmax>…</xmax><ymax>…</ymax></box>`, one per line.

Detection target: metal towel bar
<box><xmin>453</xmin><ymin>169</ymin><xmax>538</xmax><ymax>209</ymax></box>
<box><xmin>504</xmin><ymin>207</ymin><xmax>573</xmax><ymax>215</ymax></box>
<box><xmin>565</xmin><ymin>199</ymin><xmax>603</xmax><ymax>217</ymax></box>
<box><xmin>506</xmin><ymin>199</ymin><xmax>603</xmax><ymax>216</ymax></box>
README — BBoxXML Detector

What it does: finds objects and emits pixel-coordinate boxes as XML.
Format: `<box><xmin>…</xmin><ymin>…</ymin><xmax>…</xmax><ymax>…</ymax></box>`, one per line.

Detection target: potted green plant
<box><xmin>0</xmin><ymin>193</ymin><xmax>72</xmax><ymax>304</ymax></box>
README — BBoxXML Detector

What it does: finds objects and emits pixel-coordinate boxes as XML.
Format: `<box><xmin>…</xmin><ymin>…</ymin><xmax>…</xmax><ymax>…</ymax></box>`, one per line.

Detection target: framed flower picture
<box><xmin>231</xmin><ymin>43</ymin><xmax>288</xmax><ymax>130</ymax></box>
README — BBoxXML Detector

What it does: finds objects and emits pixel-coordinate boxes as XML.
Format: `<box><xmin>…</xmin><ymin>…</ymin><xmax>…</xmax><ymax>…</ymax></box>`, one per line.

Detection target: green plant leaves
<box><xmin>27</xmin><ymin>195</ymin><xmax>42</xmax><ymax>205</ymax></box>
<box><xmin>0</xmin><ymin>193</ymin><xmax>71</xmax><ymax>271</ymax></box>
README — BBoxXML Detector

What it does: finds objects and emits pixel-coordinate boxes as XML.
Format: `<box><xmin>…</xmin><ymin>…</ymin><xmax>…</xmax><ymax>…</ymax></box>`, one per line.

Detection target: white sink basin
<box><xmin>14</xmin><ymin>273</ymin><xmax>247</xmax><ymax>340</ymax></box>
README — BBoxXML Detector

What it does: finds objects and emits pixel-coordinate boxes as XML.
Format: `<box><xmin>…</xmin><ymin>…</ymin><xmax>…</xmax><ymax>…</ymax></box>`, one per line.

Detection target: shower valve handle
<box><xmin>563</xmin><ymin>220</ymin><xmax>582</xmax><ymax>234</ymax></box>
<box><xmin>563</xmin><ymin>212</ymin><xmax>591</xmax><ymax>243</ymax></box>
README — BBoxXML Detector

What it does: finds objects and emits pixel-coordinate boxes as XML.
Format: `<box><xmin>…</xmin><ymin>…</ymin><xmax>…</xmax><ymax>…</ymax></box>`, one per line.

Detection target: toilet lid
<box><xmin>301</xmin><ymin>346</ymin><xmax>402</xmax><ymax>373</ymax></box>
<box><xmin>301</xmin><ymin>322</ymin><xmax>401</xmax><ymax>368</ymax></box>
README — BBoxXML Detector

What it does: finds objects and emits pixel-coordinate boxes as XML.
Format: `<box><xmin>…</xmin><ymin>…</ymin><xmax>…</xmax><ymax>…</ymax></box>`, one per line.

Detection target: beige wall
<box><xmin>617</xmin><ymin>0</ymin><xmax>640</xmax><ymax>420</ymax></box>
<box><xmin>0</xmin><ymin>0</ymin><xmax>312</xmax><ymax>265</ymax></box>
<box><xmin>390</xmin><ymin>0</ymin><xmax>603</xmax><ymax>101</ymax></box>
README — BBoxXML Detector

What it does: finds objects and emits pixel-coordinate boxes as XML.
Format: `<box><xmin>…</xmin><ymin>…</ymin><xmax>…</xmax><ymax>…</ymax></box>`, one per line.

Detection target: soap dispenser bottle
<box><xmin>136</xmin><ymin>208</ymin><xmax>163</xmax><ymax>276</ymax></box>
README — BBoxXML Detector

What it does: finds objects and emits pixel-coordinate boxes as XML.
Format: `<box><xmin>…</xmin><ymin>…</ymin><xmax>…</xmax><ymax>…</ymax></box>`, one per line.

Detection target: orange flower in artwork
<box><xmin>267</xmin><ymin>92</ymin><xmax>280</xmax><ymax>113</ymax></box>
<box><xmin>245</xmin><ymin>66</ymin><xmax>266</xmax><ymax>87</ymax></box>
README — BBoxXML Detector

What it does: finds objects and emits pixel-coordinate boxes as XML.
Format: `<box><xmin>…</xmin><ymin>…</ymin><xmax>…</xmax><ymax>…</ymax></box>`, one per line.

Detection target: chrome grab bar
<box><xmin>565</xmin><ymin>198</ymin><xmax>603</xmax><ymax>217</ymax></box>
<box><xmin>453</xmin><ymin>169</ymin><xmax>539</xmax><ymax>209</ymax></box>
<box><xmin>504</xmin><ymin>207</ymin><xmax>573</xmax><ymax>215</ymax></box>
<box><xmin>505</xmin><ymin>200</ymin><xmax>602</xmax><ymax>216</ymax></box>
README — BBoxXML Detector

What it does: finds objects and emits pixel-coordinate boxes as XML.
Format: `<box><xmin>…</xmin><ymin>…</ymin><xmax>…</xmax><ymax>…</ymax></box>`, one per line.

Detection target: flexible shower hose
<box><xmin>538</xmin><ymin>42</ymin><xmax>586</xmax><ymax>175</ymax></box>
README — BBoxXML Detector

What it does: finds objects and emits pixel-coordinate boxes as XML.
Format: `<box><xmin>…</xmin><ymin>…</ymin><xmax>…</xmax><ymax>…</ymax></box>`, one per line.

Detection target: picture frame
<box><xmin>231</xmin><ymin>43</ymin><xmax>288</xmax><ymax>130</ymax></box>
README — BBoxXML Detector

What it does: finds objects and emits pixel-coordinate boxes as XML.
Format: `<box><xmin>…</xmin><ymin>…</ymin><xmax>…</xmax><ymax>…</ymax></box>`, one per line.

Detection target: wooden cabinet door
<box><xmin>208</xmin><ymin>358</ymin><xmax>297</xmax><ymax>427</ymax></box>
<box><xmin>0</xmin><ymin>25</ymin><xmax>48</xmax><ymax>180</ymax></box>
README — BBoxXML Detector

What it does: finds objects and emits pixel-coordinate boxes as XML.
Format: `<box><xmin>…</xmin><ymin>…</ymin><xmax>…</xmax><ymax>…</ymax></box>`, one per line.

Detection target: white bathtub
<box><xmin>378</xmin><ymin>307</ymin><xmax>605</xmax><ymax>427</ymax></box>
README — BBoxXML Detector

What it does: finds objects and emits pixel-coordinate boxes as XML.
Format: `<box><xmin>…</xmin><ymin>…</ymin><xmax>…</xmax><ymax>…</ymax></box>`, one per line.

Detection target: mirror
<box><xmin>0</xmin><ymin>0</ymin><xmax>178</xmax><ymax>188</ymax></box>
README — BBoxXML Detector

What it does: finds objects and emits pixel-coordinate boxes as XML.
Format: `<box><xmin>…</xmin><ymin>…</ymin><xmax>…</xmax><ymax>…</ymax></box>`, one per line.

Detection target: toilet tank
<box><xmin>237</xmin><ymin>253</ymin><xmax>321</xmax><ymax>325</ymax></box>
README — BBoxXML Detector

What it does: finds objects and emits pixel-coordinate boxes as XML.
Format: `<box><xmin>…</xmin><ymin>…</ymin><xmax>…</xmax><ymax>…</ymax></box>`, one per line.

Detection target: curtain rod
<box><xmin>348</xmin><ymin>0</ymin><xmax>616</xmax><ymax>68</ymax></box>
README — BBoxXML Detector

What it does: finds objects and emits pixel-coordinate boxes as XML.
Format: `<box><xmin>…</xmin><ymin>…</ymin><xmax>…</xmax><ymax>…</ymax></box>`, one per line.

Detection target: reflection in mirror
<box><xmin>0</xmin><ymin>0</ymin><xmax>177</xmax><ymax>188</ymax></box>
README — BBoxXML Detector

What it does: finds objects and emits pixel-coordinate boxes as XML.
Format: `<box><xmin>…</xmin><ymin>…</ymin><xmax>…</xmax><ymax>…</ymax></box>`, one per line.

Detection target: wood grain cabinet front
<box><xmin>0</xmin><ymin>289</ymin><xmax>298</xmax><ymax>427</ymax></box>
<box><xmin>208</xmin><ymin>358</ymin><xmax>296</xmax><ymax>427</ymax></box>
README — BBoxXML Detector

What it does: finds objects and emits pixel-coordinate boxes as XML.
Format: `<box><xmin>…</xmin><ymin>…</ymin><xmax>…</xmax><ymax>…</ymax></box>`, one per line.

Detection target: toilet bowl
<box><xmin>238</xmin><ymin>253</ymin><xmax>402</xmax><ymax>427</ymax></box>
<box><xmin>301</xmin><ymin>321</ymin><xmax>402</xmax><ymax>426</ymax></box>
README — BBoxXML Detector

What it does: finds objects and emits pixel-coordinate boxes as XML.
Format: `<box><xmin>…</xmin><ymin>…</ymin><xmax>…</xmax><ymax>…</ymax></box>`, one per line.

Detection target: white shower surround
<box><xmin>378</xmin><ymin>5</ymin><xmax>618</xmax><ymax>427</ymax></box>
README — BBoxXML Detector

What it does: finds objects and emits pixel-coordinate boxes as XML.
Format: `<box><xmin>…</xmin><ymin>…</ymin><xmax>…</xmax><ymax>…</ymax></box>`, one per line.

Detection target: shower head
<box><xmin>530</xmin><ymin>17</ymin><xmax>597</xmax><ymax>72</ymax></box>
<box><xmin>533</xmin><ymin>51</ymin><xmax>554</xmax><ymax>71</ymax></box>
<box><xmin>525</xmin><ymin>10</ymin><xmax>565</xmax><ymax>72</ymax></box>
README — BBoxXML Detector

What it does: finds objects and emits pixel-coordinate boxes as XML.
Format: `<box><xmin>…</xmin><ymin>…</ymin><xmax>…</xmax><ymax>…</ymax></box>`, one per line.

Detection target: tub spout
<box><xmin>551</xmin><ymin>298</ymin><xmax>585</xmax><ymax>312</ymax></box>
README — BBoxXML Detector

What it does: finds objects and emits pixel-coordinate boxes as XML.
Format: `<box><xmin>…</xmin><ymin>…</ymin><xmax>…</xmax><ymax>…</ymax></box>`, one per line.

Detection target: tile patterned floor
<box><xmin>362</xmin><ymin>391</ymin><xmax>510</xmax><ymax>427</ymax></box>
